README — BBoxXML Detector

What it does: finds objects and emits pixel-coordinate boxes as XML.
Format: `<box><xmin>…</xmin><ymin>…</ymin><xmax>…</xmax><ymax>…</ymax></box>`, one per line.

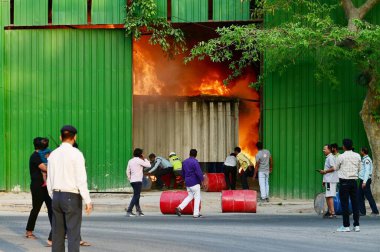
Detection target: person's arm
<box><xmin>195</xmin><ymin>161</ymin><xmax>204</xmax><ymax>183</ymax></box>
<box><xmin>74</xmin><ymin>152</ymin><xmax>92</xmax><ymax>206</ymax></box>
<box><xmin>148</xmin><ymin>159</ymin><xmax>161</xmax><ymax>173</ymax></box>
<box><xmin>38</xmin><ymin>163</ymin><xmax>47</xmax><ymax>172</ymax></box>
<box><xmin>138</xmin><ymin>158</ymin><xmax>152</xmax><ymax>168</ymax></box>
<box><xmin>126</xmin><ymin>162</ymin><xmax>131</xmax><ymax>181</ymax></box>
<box><xmin>362</xmin><ymin>159</ymin><xmax>371</xmax><ymax>186</ymax></box>
<box><xmin>320</xmin><ymin>157</ymin><xmax>336</xmax><ymax>174</ymax></box>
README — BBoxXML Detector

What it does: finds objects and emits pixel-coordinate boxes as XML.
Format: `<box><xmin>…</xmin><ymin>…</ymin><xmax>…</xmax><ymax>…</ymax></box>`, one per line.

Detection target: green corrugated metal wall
<box><xmin>14</xmin><ymin>0</ymin><xmax>47</xmax><ymax>26</ymax></box>
<box><xmin>171</xmin><ymin>0</ymin><xmax>208</xmax><ymax>23</ymax></box>
<box><xmin>213</xmin><ymin>0</ymin><xmax>250</xmax><ymax>21</ymax></box>
<box><xmin>156</xmin><ymin>0</ymin><xmax>167</xmax><ymax>18</ymax></box>
<box><xmin>53</xmin><ymin>0</ymin><xmax>87</xmax><ymax>25</ymax></box>
<box><xmin>263</xmin><ymin>0</ymin><xmax>380</xmax><ymax>199</ymax></box>
<box><xmin>92</xmin><ymin>0</ymin><xmax>125</xmax><ymax>24</ymax></box>
<box><xmin>3</xmin><ymin>29</ymin><xmax>133</xmax><ymax>191</ymax></box>
<box><xmin>0</xmin><ymin>0</ymin><xmax>9</xmax><ymax>190</ymax></box>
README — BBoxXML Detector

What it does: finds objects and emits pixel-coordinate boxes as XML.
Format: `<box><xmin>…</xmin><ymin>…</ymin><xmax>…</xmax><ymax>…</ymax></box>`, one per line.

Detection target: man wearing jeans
<box><xmin>358</xmin><ymin>147</ymin><xmax>379</xmax><ymax>216</ymax></box>
<box><xmin>254</xmin><ymin>142</ymin><xmax>273</xmax><ymax>202</ymax></box>
<box><xmin>175</xmin><ymin>149</ymin><xmax>204</xmax><ymax>218</ymax></box>
<box><xmin>335</xmin><ymin>139</ymin><xmax>361</xmax><ymax>232</ymax></box>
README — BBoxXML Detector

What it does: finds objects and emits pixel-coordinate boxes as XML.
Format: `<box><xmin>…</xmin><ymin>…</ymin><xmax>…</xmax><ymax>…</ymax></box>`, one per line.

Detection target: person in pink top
<box><xmin>126</xmin><ymin>148</ymin><xmax>151</xmax><ymax>217</ymax></box>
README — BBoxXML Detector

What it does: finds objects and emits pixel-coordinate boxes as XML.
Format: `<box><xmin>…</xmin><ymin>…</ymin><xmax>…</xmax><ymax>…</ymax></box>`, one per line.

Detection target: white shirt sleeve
<box><xmin>75</xmin><ymin>152</ymin><xmax>91</xmax><ymax>204</ymax></box>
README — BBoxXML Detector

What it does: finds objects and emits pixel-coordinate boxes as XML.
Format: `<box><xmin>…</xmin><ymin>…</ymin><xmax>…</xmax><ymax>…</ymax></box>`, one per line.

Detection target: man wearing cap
<box><xmin>47</xmin><ymin>125</ymin><xmax>92</xmax><ymax>251</ymax></box>
<box><xmin>169</xmin><ymin>152</ymin><xmax>183</xmax><ymax>188</ymax></box>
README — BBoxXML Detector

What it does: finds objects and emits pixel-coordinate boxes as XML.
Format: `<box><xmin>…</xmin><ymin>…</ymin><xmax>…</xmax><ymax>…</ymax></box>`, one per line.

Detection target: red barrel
<box><xmin>221</xmin><ymin>190</ymin><xmax>257</xmax><ymax>213</ymax></box>
<box><xmin>203</xmin><ymin>173</ymin><xmax>227</xmax><ymax>192</ymax></box>
<box><xmin>160</xmin><ymin>191</ymin><xmax>201</xmax><ymax>215</ymax></box>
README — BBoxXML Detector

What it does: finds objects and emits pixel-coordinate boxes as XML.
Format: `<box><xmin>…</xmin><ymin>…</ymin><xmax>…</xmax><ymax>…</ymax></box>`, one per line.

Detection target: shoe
<box><xmin>336</xmin><ymin>226</ymin><xmax>350</xmax><ymax>232</ymax></box>
<box><xmin>193</xmin><ymin>214</ymin><xmax>203</xmax><ymax>218</ymax></box>
<box><xmin>328</xmin><ymin>214</ymin><xmax>337</xmax><ymax>219</ymax></box>
<box><xmin>137</xmin><ymin>212</ymin><xmax>145</xmax><ymax>216</ymax></box>
<box><xmin>323</xmin><ymin>212</ymin><xmax>331</xmax><ymax>219</ymax></box>
<box><xmin>359</xmin><ymin>212</ymin><xmax>366</xmax><ymax>216</ymax></box>
<box><xmin>266</xmin><ymin>198</ymin><xmax>270</xmax><ymax>203</ymax></box>
<box><xmin>370</xmin><ymin>212</ymin><xmax>379</xmax><ymax>217</ymax></box>
<box><xmin>175</xmin><ymin>207</ymin><xmax>182</xmax><ymax>217</ymax></box>
<box><xmin>126</xmin><ymin>212</ymin><xmax>136</xmax><ymax>217</ymax></box>
<box><xmin>353</xmin><ymin>226</ymin><xmax>360</xmax><ymax>232</ymax></box>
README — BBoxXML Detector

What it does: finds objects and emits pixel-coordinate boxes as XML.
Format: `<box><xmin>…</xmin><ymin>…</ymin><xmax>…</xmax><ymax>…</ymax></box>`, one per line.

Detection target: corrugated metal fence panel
<box><xmin>3</xmin><ymin>29</ymin><xmax>133</xmax><ymax>191</ymax></box>
<box><xmin>156</xmin><ymin>0</ymin><xmax>167</xmax><ymax>18</ymax></box>
<box><xmin>133</xmin><ymin>96</ymin><xmax>239</xmax><ymax>163</ymax></box>
<box><xmin>52</xmin><ymin>0</ymin><xmax>87</xmax><ymax>25</ymax></box>
<box><xmin>91</xmin><ymin>0</ymin><xmax>125</xmax><ymax>24</ymax></box>
<box><xmin>263</xmin><ymin>1</ymin><xmax>375</xmax><ymax>199</ymax></box>
<box><xmin>171</xmin><ymin>0</ymin><xmax>208</xmax><ymax>23</ymax></box>
<box><xmin>0</xmin><ymin>0</ymin><xmax>9</xmax><ymax>191</ymax></box>
<box><xmin>14</xmin><ymin>0</ymin><xmax>48</xmax><ymax>26</ymax></box>
<box><xmin>213</xmin><ymin>0</ymin><xmax>250</xmax><ymax>21</ymax></box>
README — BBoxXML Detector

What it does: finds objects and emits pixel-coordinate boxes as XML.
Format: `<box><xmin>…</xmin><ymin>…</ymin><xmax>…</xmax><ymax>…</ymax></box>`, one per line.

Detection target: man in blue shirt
<box><xmin>358</xmin><ymin>147</ymin><xmax>379</xmax><ymax>216</ymax></box>
<box><xmin>175</xmin><ymin>149</ymin><xmax>204</xmax><ymax>218</ymax></box>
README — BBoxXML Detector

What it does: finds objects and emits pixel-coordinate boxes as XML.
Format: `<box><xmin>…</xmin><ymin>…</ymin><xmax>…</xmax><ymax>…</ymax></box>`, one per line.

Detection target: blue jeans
<box><xmin>358</xmin><ymin>179</ymin><xmax>379</xmax><ymax>215</ymax></box>
<box><xmin>127</xmin><ymin>182</ymin><xmax>142</xmax><ymax>212</ymax></box>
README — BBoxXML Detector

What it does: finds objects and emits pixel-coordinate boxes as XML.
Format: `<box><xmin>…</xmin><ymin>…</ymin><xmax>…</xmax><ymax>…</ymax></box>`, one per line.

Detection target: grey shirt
<box><xmin>255</xmin><ymin>149</ymin><xmax>271</xmax><ymax>172</ymax></box>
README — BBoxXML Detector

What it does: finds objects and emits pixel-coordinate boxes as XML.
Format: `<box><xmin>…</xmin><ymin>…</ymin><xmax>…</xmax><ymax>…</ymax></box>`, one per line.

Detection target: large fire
<box><xmin>133</xmin><ymin>36</ymin><xmax>260</xmax><ymax>162</ymax></box>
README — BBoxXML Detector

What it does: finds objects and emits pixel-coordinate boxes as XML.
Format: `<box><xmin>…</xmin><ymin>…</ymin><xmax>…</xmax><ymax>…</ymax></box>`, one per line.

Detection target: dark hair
<box><xmin>73</xmin><ymin>141</ymin><xmax>79</xmax><ymax>148</ymax></box>
<box><xmin>133</xmin><ymin>148</ymin><xmax>143</xmax><ymax>157</ymax></box>
<box><xmin>256</xmin><ymin>142</ymin><xmax>263</xmax><ymax>150</ymax></box>
<box><xmin>40</xmin><ymin>138</ymin><xmax>49</xmax><ymax>149</ymax></box>
<box><xmin>230</xmin><ymin>153</ymin><xmax>236</xmax><ymax>157</ymax></box>
<box><xmin>331</xmin><ymin>143</ymin><xmax>339</xmax><ymax>150</ymax></box>
<box><xmin>361</xmin><ymin>147</ymin><xmax>369</xmax><ymax>155</ymax></box>
<box><xmin>342</xmin><ymin>138</ymin><xmax>353</xmax><ymax>150</ymax></box>
<box><xmin>33</xmin><ymin>137</ymin><xmax>43</xmax><ymax>150</ymax></box>
<box><xmin>325</xmin><ymin>144</ymin><xmax>332</xmax><ymax>151</ymax></box>
<box><xmin>61</xmin><ymin>131</ymin><xmax>76</xmax><ymax>141</ymax></box>
<box><xmin>148</xmin><ymin>153</ymin><xmax>156</xmax><ymax>159</ymax></box>
<box><xmin>234</xmin><ymin>147</ymin><xmax>241</xmax><ymax>153</ymax></box>
<box><xmin>190</xmin><ymin>149</ymin><xmax>197</xmax><ymax>157</ymax></box>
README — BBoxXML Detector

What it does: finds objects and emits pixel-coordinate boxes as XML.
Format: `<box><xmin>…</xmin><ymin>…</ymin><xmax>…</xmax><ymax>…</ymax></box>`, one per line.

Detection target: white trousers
<box><xmin>259</xmin><ymin>172</ymin><xmax>270</xmax><ymax>199</ymax></box>
<box><xmin>178</xmin><ymin>184</ymin><xmax>201</xmax><ymax>216</ymax></box>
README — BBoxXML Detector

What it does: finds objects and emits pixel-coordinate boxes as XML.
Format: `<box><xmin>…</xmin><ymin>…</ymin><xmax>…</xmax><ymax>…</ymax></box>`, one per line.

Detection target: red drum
<box><xmin>221</xmin><ymin>190</ymin><xmax>257</xmax><ymax>213</ymax></box>
<box><xmin>160</xmin><ymin>191</ymin><xmax>201</xmax><ymax>215</ymax></box>
<box><xmin>203</xmin><ymin>173</ymin><xmax>227</xmax><ymax>192</ymax></box>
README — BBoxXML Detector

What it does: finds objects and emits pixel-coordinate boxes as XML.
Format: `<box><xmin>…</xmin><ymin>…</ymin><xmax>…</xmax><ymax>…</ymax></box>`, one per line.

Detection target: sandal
<box><xmin>46</xmin><ymin>240</ymin><xmax>52</xmax><ymax>247</ymax></box>
<box><xmin>25</xmin><ymin>233</ymin><xmax>37</xmax><ymax>239</ymax></box>
<box><xmin>80</xmin><ymin>241</ymin><xmax>91</xmax><ymax>246</ymax></box>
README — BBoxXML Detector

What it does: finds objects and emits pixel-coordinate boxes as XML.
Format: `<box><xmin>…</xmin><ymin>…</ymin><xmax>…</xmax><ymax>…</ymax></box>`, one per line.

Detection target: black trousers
<box><xmin>241</xmin><ymin>168</ymin><xmax>254</xmax><ymax>190</ymax></box>
<box><xmin>358</xmin><ymin>179</ymin><xmax>379</xmax><ymax>215</ymax></box>
<box><xmin>339</xmin><ymin>179</ymin><xmax>359</xmax><ymax>227</ymax></box>
<box><xmin>224</xmin><ymin>165</ymin><xmax>237</xmax><ymax>190</ymax></box>
<box><xmin>26</xmin><ymin>183</ymin><xmax>53</xmax><ymax>240</ymax></box>
<box><xmin>52</xmin><ymin>192</ymin><xmax>82</xmax><ymax>252</ymax></box>
<box><xmin>127</xmin><ymin>182</ymin><xmax>143</xmax><ymax>213</ymax></box>
<box><xmin>153</xmin><ymin>167</ymin><xmax>173</xmax><ymax>188</ymax></box>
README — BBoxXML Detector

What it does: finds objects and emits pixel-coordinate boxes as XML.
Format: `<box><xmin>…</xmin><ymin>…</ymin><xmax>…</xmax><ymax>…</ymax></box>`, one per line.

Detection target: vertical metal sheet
<box><xmin>0</xmin><ymin>0</ymin><xmax>9</xmax><ymax>190</ymax></box>
<box><xmin>133</xmin><ymin>96</ymin><xmax>239</xmax><ymax>163</ymax></box>
<box><xmin>91</xmin><ymin>0</ymin><xmax>125</xmax><ymax>24</ymax></box>
<box><xmin>155</xmin><ymin>0</ymin><xmax>167</xmax><ymax>18</ymax></box>
<box><xmin>171</xmin><ymin>0</ymin><xmax>208</xmax><ymax>23</ymax></box>
<box><xmin>52</xmin><ymin>0</ymin><xmax>87</xmax><ymax>25</ymax></box>
<box><xmin>14</xmin><ymin>0</ymin><xmax>48</xmax><ymax>25</ymax></box>
<box><xmin>213</xmin><ymin>0</ymin><xmax>250</xmax><ymax>21</ymax></box>
<box><xmin>3</xmin><ymin>29</ymin><xmax>133</xmax><ymax>191</ymax></box>
<box><xmin>263</xmin><ymin>1</ymin><xmax>378</xmax><ymax>199</ymax></box>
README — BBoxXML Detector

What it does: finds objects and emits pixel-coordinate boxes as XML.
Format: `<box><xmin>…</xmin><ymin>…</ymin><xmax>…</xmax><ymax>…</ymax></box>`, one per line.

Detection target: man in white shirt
<box><xmin>335</xmin><ymin>139</ymin><xmax>361</xmax><ymax>232</ymax></box>
<box><xmin>47</xmin><ymin>125</ymin><xmax>92</xmax><ymax>251</ymax></box>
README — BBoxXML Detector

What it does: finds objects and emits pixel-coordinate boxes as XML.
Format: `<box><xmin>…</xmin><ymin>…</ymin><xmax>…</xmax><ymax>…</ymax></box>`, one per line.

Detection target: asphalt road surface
<box><xmin>0</xmin><ymin>212</ymin><xmax>379</xmax><ymax>252</ymax></box>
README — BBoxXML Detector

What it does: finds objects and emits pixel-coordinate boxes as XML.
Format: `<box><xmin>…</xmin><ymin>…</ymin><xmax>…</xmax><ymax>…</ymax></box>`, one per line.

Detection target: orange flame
<box><xmin>133</xmin><ymin>36</ymin><xmax>260</xmax><ymax>161</ymax></box>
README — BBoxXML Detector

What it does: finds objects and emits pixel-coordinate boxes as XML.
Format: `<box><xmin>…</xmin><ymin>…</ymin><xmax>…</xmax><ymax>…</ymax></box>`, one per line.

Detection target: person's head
<box><xmin>60</xmin><ymin>125</ymin><xmax>77</xmax><ymax>144</ymax></box>
<box><xmin>342</xmin><ymin>138</ymin><xmax>353</xmax><ymax>151</ymax></box>
<box><xmin>256</xmin><ymin>142</ymin><xmax>263</xmax><ymax>150</ymax></box>
<box><xmin>234</xmin><ymin>147</ymin><xmax>241</xmax><ymax>154</ymax></box>
<box><xmin>169</xmin><ymin>152</ymin><xmax>176</xmax><ymax>157</ymax></box>
<box><xmin>40</xmin><ymin>138</ymin><xmax>49</xmax><ymax>149</ymax></box>
<box><xmin>133</xmin><ymin>148</ymin><xmax>143</xmax><ymax>157</ymax></box>
<box><xmin>33</xmin><ymin>137</ymin><xmax>43</xmax><ymax>150</ymax></box>
<box><xmin>360</xmin><ymin>147</ymin><xmax>369</xmax><ymax>157</ymax></box>
<box><xmin>189</xmin><ymin>149</ymin><xmax>197</xmax><ymax>158</ymax></box>
<box><xmin>148</xmin><ymin>153</ymin><xmax>156</xmax><ymax>162</ymax></box>
<box><xmin>323</xmin><ymin>144</ymin><xmax>332</xmax><ymax>156</ymax></box>
<box><xmin>230</xmin><ymin>153</ymin><xmax>236</xmax><ymax>157</ymax></box>
<box><xmin>331</xmin><ymin>143</ymin><xmax>339</xmax><ymax>154</ymax></box>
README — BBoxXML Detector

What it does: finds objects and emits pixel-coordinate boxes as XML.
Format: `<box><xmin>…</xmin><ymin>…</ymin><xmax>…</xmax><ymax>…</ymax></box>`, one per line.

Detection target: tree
<box><xmin>186</xmin><ymin>0</ymin><xmax>380</xmax><ymax>198</ymax></box>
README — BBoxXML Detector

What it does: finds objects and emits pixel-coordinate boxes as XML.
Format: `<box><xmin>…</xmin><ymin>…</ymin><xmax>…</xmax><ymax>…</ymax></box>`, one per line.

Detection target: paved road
<box><xmin>0</xmin><ymin>212</ymin><xmax>379</xmax><ymax>252</ymax></box>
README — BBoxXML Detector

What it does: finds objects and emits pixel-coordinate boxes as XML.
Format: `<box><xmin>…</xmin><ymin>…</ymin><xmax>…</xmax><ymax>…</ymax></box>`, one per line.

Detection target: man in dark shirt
<box><xmin>25</xmin><ymin>137</ymin><xmax>53</xmax><ymax>244</ymax></box>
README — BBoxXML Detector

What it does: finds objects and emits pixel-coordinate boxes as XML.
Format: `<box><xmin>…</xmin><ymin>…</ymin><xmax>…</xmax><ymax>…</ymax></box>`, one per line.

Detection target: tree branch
<box><xmin>341</xmin><ymin>0</ymin><xmax>356</xmax><ymax>18</ymax></box>
<box><xmin>358</xmin><ymin>0</ymin><xmax>380</xmax><ymax>18</ymax></box>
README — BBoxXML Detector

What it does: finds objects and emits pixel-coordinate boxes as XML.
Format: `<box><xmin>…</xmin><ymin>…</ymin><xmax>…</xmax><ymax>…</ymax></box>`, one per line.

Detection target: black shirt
<box><xmin>29</xmin><ymin>151</ymin><xmax>44</xmax><ymax>186</ymax></box>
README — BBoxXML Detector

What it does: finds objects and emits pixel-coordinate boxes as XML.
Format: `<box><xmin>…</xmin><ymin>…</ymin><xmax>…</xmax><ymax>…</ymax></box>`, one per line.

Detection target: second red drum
<box><xmin>221</xmin><ymin>190</ymin><xmax>257</xmax><ymax>213</ymax></box>
<box><xmin>203</xmin><ymin>173</ymin><xmax>227</xmax><ymax>192</ymax></box>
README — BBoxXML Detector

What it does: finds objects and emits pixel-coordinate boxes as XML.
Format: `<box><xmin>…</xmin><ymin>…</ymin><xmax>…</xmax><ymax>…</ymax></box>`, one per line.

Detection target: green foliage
<box><xmin>125</xmin><ymin>0</ymin><xmax>186</xmax><ymax>57</ymax></box>
<box><xmin>187</xmin><ymin>0</ymin><xmax>380</xmax><ymax>93</ymax></box>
